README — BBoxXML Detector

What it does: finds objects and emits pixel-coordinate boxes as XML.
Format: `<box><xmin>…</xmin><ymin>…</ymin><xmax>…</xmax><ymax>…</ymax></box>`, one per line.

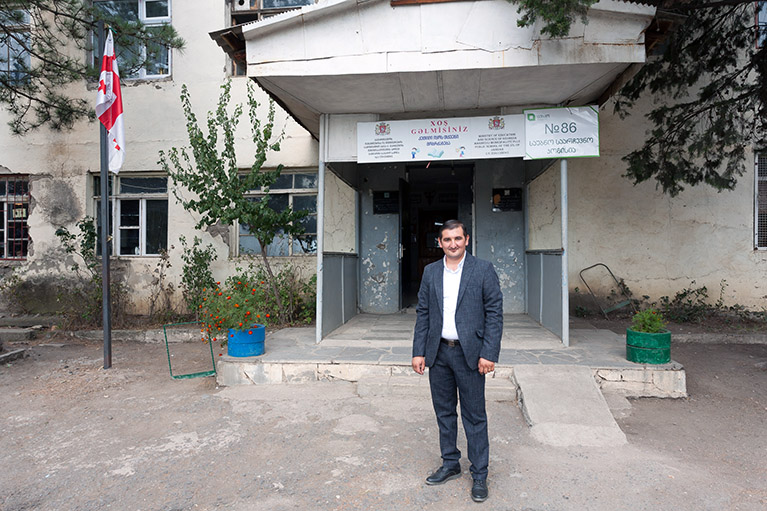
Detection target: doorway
<box><xmin>400</xmin><ymin>165</ymin><xmax>474</xmax><ymax>309</ymax></box>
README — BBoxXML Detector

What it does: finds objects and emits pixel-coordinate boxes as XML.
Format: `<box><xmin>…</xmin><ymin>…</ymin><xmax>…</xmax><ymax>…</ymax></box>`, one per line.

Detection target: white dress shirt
<box><xmin>441</xmin><ymin>253</ymin><xmax>465</xmax><ymax>340</ymax></box>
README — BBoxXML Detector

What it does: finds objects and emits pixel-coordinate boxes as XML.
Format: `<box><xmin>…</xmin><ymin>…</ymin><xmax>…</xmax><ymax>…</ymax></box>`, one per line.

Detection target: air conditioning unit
<box><xmin>232</xmin><ymin>0</ymin><xmax>255</xmax><ymax>12</ymax></box>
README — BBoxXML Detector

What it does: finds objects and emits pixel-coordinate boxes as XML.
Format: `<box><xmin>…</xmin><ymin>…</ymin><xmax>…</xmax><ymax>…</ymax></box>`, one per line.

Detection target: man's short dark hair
<box><xmin>439</xmin><ymin>219</ymin><xmax>467</xmax><ymax>238</ymax></box>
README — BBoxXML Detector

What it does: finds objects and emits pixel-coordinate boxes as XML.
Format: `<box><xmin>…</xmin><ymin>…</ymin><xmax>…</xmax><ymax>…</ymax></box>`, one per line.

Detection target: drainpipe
<box><xmin>561</xmin><ymin>159</ymin><xmax>570</xmax><ymax>347</ymax></box>
<box><xmin>316</xmin><ymin>114</ymin><xmax>327</xmax><ymax>344</ymax></box>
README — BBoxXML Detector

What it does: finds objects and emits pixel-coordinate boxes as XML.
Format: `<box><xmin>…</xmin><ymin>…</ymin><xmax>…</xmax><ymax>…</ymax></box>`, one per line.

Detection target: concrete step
<box><xmin>513</xmin><ymin>364</ymin><xmax>627</xmax><ymax>447</ymax></box>
<box><xmin>0</xmin><ymin>327</ymin><xmax>38</xmax><ymax>342</ymax></box>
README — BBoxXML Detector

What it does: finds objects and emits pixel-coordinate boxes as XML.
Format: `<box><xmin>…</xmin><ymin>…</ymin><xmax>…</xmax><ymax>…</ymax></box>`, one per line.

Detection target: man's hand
<box><xmin>478</xmin><ymin>357</ymin><xmax>495</xmax><ymax>375</ymax></box>
<box><xmin>412</xmin><ymin>356</ymin><xmax>426</xmax><ymax>375</ymax></box>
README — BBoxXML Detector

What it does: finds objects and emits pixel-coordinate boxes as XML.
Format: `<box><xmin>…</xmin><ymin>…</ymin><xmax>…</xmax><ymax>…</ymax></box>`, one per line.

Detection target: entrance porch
<box><xmin>216</xmin><ymin>313</ymin><xmax>686</xmax><ymax>399</ymax></box>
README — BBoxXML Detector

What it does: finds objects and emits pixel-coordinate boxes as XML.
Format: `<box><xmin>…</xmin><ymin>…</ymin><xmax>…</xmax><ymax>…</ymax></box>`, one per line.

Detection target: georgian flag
<box><xmin>95</xmin><ymin>31</ymin><xmax>125</xmax><ymax>173</ymax></box>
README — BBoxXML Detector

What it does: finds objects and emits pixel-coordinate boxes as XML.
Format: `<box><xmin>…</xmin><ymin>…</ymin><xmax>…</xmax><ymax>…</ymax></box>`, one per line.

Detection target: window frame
<box><xmin>756</xmin><ymin>153</ymin><xmax>767</xmax><ymax>250</ymax></box>
<box><xmin>0</xmin><ymin>175</ymin><xmax>30</xmax><ymax>261</ymax></box>
<box><xmin>0</xmin><ymin>8</ymin><xmax>30</xmax><ymax>82</ymax></box>
<box><xmin>93</xmin><ymin>0</ymin><xmax>173</xmax><ymax>80</ymax></box>
<box><xmin>758</xmin><ymin>1</ymin><xmax>767</xmax><ymax>49</ymax></box>
<box><xmin>237</xmin><ymin>170</ymin><xmax>318</xmax><ymax>257</ymax></box>
<box><xmin>93</xmin><ymin>174</ymin><xmax>169</xmax><ymax>257</ymax></box>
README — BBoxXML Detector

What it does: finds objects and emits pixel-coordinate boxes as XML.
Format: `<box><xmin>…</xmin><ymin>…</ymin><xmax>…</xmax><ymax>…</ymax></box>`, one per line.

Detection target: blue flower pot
<box><xmin>227</xmin><ymin>324</ymin><xmax>265</xmax><ymax>357</ymax></box>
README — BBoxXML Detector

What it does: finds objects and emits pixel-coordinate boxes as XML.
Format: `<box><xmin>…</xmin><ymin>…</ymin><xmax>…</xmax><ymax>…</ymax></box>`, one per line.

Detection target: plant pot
<box><xmin>227</xmin><ymin>324</ymin><xmax>265</xmax><ymax>357</ymax></box>
<box><xmin>626</xmin><ymin>328</ymin><xmax>671</xmax><ymax>364</ymax></box>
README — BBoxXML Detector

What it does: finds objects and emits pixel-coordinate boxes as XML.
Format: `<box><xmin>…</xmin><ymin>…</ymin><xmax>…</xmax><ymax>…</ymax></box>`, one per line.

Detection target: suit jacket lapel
<box><xmin>456</xmin><ymin>253</ymin><xmax>475</xmax><ymax>308</ymax></box>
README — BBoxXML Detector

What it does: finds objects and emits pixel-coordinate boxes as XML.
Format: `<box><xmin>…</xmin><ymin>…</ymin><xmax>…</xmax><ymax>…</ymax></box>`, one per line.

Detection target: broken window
<box><xmin>0</xmin><ymin>175</ymin><xmax>30</xmax><ymax>260</ymax></box>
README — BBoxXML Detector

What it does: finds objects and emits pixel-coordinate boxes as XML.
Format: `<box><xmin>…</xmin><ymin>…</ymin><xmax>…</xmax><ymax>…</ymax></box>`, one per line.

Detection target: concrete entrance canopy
<box><xmin>210</xmin><ymin>0</ymin><xmax>658</xmax><ymax>344</ymax></box>
<box><xmin>211</xmin><ymin>0</ymin><xmax>657</xmax><ymax>141</ymax></box>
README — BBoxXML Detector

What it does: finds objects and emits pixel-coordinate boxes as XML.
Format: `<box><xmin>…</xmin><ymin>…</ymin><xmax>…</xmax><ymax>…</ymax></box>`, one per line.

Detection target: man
<box><xmin>412</xmin><ymin>219</ymin><xmax>503</xmax><ymax>503</ymax></box>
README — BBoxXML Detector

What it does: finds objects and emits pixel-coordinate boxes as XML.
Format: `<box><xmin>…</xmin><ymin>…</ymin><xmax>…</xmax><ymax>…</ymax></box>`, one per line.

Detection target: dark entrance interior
<box><xmin>400</xmin><ymin>165</ymin><xmax>474</xmax><ymax>309</ymax></box>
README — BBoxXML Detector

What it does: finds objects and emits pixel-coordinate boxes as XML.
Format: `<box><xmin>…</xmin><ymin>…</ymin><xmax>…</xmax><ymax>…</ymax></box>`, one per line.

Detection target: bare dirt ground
<box><xmin>1</xmin><ymin>336</ymin><xmax>766</xmax><ymax>511</ymax></box>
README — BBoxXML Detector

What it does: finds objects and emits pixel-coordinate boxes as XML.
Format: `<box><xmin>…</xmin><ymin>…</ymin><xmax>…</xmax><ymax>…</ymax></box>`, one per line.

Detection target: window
<box><xmin>0</xmin><ymin>175</ymin><xmax>30</xmax><ymax>260</ymax></box>
<box><xmin>757</xmin><ymin>154</ymin><xmax>767</xmax><ymax>249</ymax></box>
<box><xmin>0</xmin><ymin>9</ymin><xmax>30</xmax><ymax>82</ymax></box>
<box><xmin>94</xmin><ymin>175</ymin><xmax>168</xmax><ymax>256</ymax></box>
<box><xmin>239</xmin><ymin>172</ymin><xmax>318</xmax><ymax>256</ymax></box>
<box><xmin>758</xmin><ymin>2</ymin><xmax>767</xmax><ymax>48</ymax></box>
<box><xmin>94</xmin><ymin>0</ymin><xmax>172</xmax><ymax>79</ymax></box>
<box><xmin>229</xmin><ymin>0</ymin><xmax>315</xmax><ymax>75</ymax></box>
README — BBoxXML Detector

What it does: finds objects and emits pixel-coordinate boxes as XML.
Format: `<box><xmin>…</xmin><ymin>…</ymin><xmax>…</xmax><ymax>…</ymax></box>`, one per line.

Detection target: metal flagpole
<box><xmin>98</xmin><ymin>21</ymin><xmax>113</xmax><ymax>369</ymax></box>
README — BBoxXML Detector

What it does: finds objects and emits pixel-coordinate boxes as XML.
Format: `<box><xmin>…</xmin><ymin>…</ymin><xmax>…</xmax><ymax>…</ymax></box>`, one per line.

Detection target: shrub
<box><xmin>630</xmin><ymin>309</ymin><xmax>667</xmax><ymax>334</ymax></box>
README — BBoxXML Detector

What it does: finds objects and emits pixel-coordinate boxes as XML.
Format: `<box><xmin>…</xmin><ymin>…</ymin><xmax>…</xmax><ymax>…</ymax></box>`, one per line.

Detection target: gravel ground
<box><xmin>1</xmin><ymin>338</ymin><xmax>765</xmax><ymax>511</ymax></box>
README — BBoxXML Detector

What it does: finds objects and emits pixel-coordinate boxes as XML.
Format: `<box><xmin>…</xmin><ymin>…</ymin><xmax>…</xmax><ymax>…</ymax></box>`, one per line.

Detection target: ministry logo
<box><xmin>374</xmin><ymin>122</ymin><xmax>391</xmax><ymax>136</ymax></box>
<box><xmin>488</xmin><ymin>116</ymin><xmax>505</xmax><ymax>130</ymax></box>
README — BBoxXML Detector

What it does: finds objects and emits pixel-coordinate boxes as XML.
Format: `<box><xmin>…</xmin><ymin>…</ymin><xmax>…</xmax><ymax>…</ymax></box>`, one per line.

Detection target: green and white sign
<box><xmin>524</xmin><ymin>106</ymin><xmax>599</xmax><ymax>160</ymax></box>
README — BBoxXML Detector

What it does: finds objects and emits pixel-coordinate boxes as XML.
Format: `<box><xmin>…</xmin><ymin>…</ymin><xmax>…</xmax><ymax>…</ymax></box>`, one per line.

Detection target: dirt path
<box><xmin>1</xmin><ymin>338</ymin><xmax>765</xmax><ymax>510</ymax></box>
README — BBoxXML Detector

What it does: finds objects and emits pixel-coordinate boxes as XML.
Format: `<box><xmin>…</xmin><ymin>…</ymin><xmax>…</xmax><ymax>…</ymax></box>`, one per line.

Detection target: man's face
<box><xmin>438</xmin><ymin>227</ymin><xmax>469</xmax><ymax>261</ymax></box>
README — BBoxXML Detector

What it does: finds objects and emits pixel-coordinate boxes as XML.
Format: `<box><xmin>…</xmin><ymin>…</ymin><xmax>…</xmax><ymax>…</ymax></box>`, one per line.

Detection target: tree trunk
<box><xmin>258</xmin><ymin>239</ymin><xmax>285</xmax><ymax>321</ymax></box>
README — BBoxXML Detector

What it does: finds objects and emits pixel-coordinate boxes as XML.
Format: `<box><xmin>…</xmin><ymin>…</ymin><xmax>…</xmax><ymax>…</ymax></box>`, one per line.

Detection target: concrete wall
<box><xmin>527</xmin><ymin>99</ymin><xmax>767</xmax><ymax>309</ymax></box>
<box><xmin>0</xmin><ymin>0</ymin><xmax>318</xmax><ymax>314</ymax></box>
<box><xmin>474</xmin><ymin>159</ymin><xmax>526</xmax><ymax>313</ymax></box>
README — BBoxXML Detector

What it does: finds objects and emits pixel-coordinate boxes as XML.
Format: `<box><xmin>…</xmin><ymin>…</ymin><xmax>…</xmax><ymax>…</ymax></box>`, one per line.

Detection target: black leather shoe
<box><xmin>471</xmin><ymin>479</ymin><xmax>488</xmax><ymax>502</ymax></box>
<box><xmin>425</xmin><ymin>466</ymin><xmax>461</xmax><ymax>485</ymax></box>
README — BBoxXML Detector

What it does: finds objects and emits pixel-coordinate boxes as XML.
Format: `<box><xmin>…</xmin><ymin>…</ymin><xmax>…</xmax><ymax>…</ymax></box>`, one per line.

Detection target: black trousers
<box><xmin>428</xmin><ymin>341</ymin><xmax>489</xmax><ymax>480</ymax></box>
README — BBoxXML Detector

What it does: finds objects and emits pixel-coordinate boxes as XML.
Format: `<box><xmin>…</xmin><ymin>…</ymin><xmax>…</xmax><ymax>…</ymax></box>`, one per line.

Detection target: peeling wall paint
<box><xmin>526</xmin><ymin>99</ymin><xmax>767</xmax><ymax>308</ymax></box>
<box><xmin>358</xmin><ymin>164</ymin><xmax>404</xmax><ymax>313</ymax></box>
<box><xmin>474</xmin><ymin>160</ymin><xmax>526</xmax><ymax>313</ymax></box>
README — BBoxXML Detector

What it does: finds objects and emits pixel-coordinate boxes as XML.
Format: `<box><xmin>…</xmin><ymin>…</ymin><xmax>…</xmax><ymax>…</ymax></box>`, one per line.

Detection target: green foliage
<box><xmin>158</xmin><ymin>79</ymin><xmax>309</xmax><ymax>320</ymax></box>
<box><xmin>630</xmin><ymin>309</ymin><xmax>667</xmax><ymax>334</ymax></box>
<box><xmin>657</xmin><ymin>281</ymin><xmax>711</xmax><ymax>323</ymax></box>
<box><xmin>179</xmin><ymin>235</ymin><xmax>217</xmax><ymax>315</ymax></box>
<box><xmin>512</xmin><ymin>1</ymin><xmax>765</xmax><ymax>195</ymax></box>
<box><xmin>147</xmin><ymin>248</ymin><xmax>177</xmax><ymax>323</ymax></box>
<box><xmin>0</xmin><ymin>0</ymin><xmax>184</xmax><ymax>134</ymax></box>
<box><xmin>614</xmin><ymin>1</ymin><xmax>765</xmax><ymax>196</ymax></box>
<box><xmin>511</xmin><ymin>0</ymin><xmax>598</xmax><ymax>38</ymax></box>
<box><xmin>200</xmin><ymin>264</ymin><xmax>315</xmax><ymax>345</ymax></box>
<box><xmin>54</xmin><ymin>217</ymin><xmax>126</xmax><ymax>328</ymax></box>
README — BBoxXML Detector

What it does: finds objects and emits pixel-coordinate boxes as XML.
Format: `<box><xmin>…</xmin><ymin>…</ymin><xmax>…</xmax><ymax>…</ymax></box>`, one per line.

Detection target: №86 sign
<box><xmin>524</xmin><ymin>106</ymin><xmax>599</xmax><ymax>160</ymax></box>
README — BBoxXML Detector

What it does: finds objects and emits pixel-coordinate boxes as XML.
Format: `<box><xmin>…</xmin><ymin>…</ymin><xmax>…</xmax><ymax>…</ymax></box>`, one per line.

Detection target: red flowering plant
<box><xmin>630</xmin><ymin>308</ymin><xmax>668</xmax><ymax>334</ymax></box>
<box><xmin>199</xmin><ymin>276</ymin><xmax>274</xmax><ymax>345</ymax></box>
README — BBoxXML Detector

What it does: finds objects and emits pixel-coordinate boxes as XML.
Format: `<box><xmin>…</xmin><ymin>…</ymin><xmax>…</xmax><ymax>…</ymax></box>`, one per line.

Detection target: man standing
<box><xmin>412</xmin><ymin>219</ymin><xmax>503</xmax><ymax>503</ymax></box>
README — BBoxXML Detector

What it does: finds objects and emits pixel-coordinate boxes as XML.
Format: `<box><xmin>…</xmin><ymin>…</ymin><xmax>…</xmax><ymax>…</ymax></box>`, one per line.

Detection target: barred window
<box><xmin>757</xmin><ymin>154</ymin><xmax>767</xmax><ymax>249</ymax></box>
<box><xmin>0</xmin><ymin>175</ymin><xmax>30</xmax><ymax>260</ymax></box>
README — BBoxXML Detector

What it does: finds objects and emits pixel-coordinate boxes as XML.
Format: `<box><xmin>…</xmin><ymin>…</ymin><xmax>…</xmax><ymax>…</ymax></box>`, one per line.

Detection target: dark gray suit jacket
<box><xmin>412</xmin><ymin>252</ymin><xmax>503</xmax><ymax>369</ymax></box>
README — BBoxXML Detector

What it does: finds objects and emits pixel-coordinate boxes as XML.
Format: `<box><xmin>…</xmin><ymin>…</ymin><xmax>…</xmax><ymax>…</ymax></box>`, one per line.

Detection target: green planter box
<box><xmin>626</xmin><ymin>328</ymin><xmax>671</xmax><ymax>364</ymax></box>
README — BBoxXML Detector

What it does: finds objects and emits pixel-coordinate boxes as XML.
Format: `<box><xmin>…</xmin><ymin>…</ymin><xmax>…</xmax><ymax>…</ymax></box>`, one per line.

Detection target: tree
<box><xmin>158</xmin><ymin>80</ymin><xmax>309</xmax><ymax>319</ymax></box>
<box><xmin>0</xmin><ymin>0</ymin><xmax>184</xmax><ymax>134</ymax></box>
<box><xmin>511</xmin><ymin>0</ymin><xmax>766</xmax><ymax>196</ymax></box>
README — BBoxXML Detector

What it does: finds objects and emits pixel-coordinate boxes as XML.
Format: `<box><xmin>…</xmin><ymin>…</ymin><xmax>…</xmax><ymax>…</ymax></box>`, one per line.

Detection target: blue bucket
<box><xmin>227</xmin><ymin>324</ymin><xmax>265</xmax><ymax>357</ymax></box>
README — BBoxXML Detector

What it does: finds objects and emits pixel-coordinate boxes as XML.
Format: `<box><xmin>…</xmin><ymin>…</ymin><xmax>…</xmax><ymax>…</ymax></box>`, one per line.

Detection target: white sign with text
<box><xmin>357</xmin><ymin>115</ymin><xmax>525</xmax><ymax>164</ymax></box>
<box><xmin>523</xmin><ymin>106</ymin><xmax>600</xmax><ymax>160</ymax></box>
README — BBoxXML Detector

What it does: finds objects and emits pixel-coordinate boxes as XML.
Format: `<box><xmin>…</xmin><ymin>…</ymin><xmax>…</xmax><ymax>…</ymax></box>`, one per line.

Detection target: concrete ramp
<box><xmin>513</xmin><ymin>365</ymin><xmax>627</xmax><ymax>447</ymax></box>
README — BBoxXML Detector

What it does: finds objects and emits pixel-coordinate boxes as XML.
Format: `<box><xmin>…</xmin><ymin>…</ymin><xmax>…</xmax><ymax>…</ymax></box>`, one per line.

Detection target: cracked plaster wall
<box><xmin>324</xmin><ymin>170</ymin><xmax>357</xmax><ymax>253</ymax></box>
<box><xmin>0</xmin><ymin>0</ymin><xmax>319</xmax><ymax>314</ymax></box>
<box><xmin>474</xmin><ymin>160</ymin><xmax>526</xmax><ymax>313</ymax></box>
<box><xmin>527</xmin><ymin>100</ymin><xmax>767</xmax><ymax>308</ymax></box>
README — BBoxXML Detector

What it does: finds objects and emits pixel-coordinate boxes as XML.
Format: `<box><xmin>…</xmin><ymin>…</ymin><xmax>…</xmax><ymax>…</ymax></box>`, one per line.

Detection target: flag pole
<box><xmin>98</xmin><ymin>20</ymin><xmax>113</xmax><ymax>369</ymax></box>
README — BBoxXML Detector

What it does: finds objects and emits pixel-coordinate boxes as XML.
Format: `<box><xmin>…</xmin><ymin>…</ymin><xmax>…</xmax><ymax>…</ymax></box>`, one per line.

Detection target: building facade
<box><xmin>1</xmin><ymin>0</ymin><xmax>765</xmax><ymax>341</ymax></box>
